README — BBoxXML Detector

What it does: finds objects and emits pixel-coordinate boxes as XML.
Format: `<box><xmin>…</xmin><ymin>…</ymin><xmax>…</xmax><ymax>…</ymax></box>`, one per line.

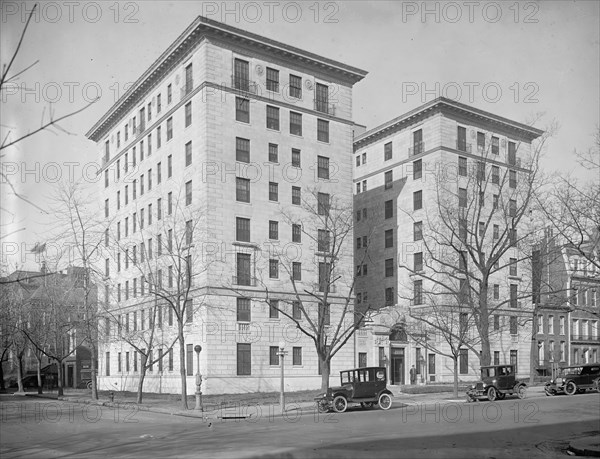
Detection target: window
<box><xmin>492</xmin><ymin>166</ymin><xmax>499</xmax><ymax>185</ymax></box>
<box><xmin>510</xmin><ymin>350</ymin><xmax>518</xmax><ymax>367</ymax></box>
<box><xmin>269</xmin><ymin>300</ymin><xmax>279</xmax><ymax>319</ymax></box>
<box><xmin>105</xmin><ymin>199</ymin><xmax>109</xmax><ymax>217</ymax></box>
<box><xmin>157</xmin><ymin>93</ymin><xmax>161</xmax><ymax>113</ymax></box>
<box><xmin>289</xmin><ymin>74</ymin><xmax>302</xmax><ymax>98</ymax></box>
<box><xmin>548</xmin><ymin>315</ymin><xmax>554</xmax><ymax>334</ymax></box>
<box><xmin>167</xmin><ymin>83</ymin><xmax>172</xmax><ymax>104</ymax></box>
<box><xmin>385</xmin><ymin>229</ymin><xmax>394</xmax><ymax>248</ymax></box>
<box><xmin>292</xmin><ymin>347</ymin><xmax>302</xmax><ymax>365</ymax></box>
<box><xmin>509</xmin><ymin>199</ymin><xmax>517</xmax><ymax>217</ymax></box>
<box><xmin>268</xmin><ymin>143</ymin><xmax>278</xmax><ymax>163</ymax></box>
<box><xmin>184</xmin><ymin>62</ymin><xmax>193</xmax><ymax>93</ymax></box>
<box><xmin>459</xmin><ymin>349</ymin><xmax>468</xmax><ymax>374</ymax></box>
<box><xmin>292</xmin><ymin>301</ymin><xmax>302</xmax><ymax>320</ymax></box>
<box><xmin>385</xmin><ymin>170</ymin><xmax>393</xmax><ymax>189</ymax></box>
<box><xmin>166</xmin><ymin>117</ymin><xmax>173</xmax><ymax>141</ymax></box>
<box><xmin>185</xmin><ymin>141</ymin><xmax>192</xmax><ymax>166</ymax></box>
<box><xmin>292</xmin><ymin>262</ymin><xmax>302</xmax><ymax>281</ymax></box>
<box><xmin>147</xmin><ymin>135</ymin><xmax>152</xmax><ymax>156</ymax></box>
<box><xmin>186</xmin><ymin>344</ymin><xmax>193</xmax><ymax>376</ymax></box>
<box><xmin>477</xmin><ymin>131</ymin><xmax>485</xmax><ymax>153</ymax></box>
<box><xmin>317</xmin><ymin>119</ymin><xmax>329</xmax><ymax>142</ymax></box>
<box><xmin>292</xmin><ymin>186</ymin><xmax>301</xmax><ymax>205</ymax></box>
<box><xmin>413</xmin><ymin>129</ymin><xmax>423</xmax><ymax>155</ymax></box>
<box><xmin>317</xmin><ymin>156</ymin><xmax>329</xmax><ymax>179</ymax></box>
<box><xmin>318</xmin><ymin>262</ymin><xmax>330</xmax><ymax>291</ymax></box>
<box><xmin>414</xmin><ymin>280</ymin><xmax>423</xmax><ymax>305</ymax></box>
<box><xmin>236</xmin><ymin>137</ymin><xmax>250</xmax><ymax>163</ymax></box>
<box><xmin>266</xmin><ymin>67</ymin><xmax>279</xmax><ymax>92</ymax></box>
<box><xmin>234</xmin><ymin>58</ymin><xmax>249</xmax><ymax>90</ymax></box>
<box><xmin>167</xmin><ymin>192</ymin><xmax>172</xmax><ymax>215</ymax></box>
<box><xmin>458</xmin><ymin>157</ymin><xmax>467</xmax><ymax>176</ymax></box>
<box><xmin>457</xmin><ymin>188</ymin><xmax>467</xmax><ymax>208</ymax></box>
<box><xmin>385</xmin><ymin>200</ymin><xmax>393</xmax><ymax>219</ymax></box>
<box><xmin>457</xmin><ymin>126</ymin><xmax>467</xmax><ymax>151</ymax></box>
<box><xmin>104</xmin><ymin>170</ymin><xmax>109</xmax><ymax>188</ymax></box>
<box><xmin>414</xmin><ymin>252</ymin><xmax>423</xmax><ymax>272</ymax></box>
<box><xmin>291</xmin><ymin>148</ymin><xmax>301</xmax><ymax>167</ymax></box>
<box><xmin>385</xmin><ymin>287</ymin><xmax>395</xmax><ymax>306</ymax></box>
<box><xmin>385</xmin><ymin>258</ymin><xmax>394</xmax><ymax>277</ymax></box>
<box><xmin>236</xmin><ymin>253</ymin><xmax>252</xmax><ymax>286</ymax></box>
<box><xmin>414</xmin><ymin>221</ymin><xmax>423</xmax><ymax>241</ymax></box>
<box><xmin>105</xmin><ymin>352</ymin><xmax>110</xmax><ymax>376</ymax></box>
<box><xmin>157</xmin><ymin>163</ymin><xmax>162</xmax><ymax>184</ymax></box>
<box><xmin>318</xmin><ymin>229</ymin><xmax>330</xmax><ymax>252</ymax></box>
<box><xmin>269</xmin><ymin>182</ymin><xmax>279</xmax><ymax>201</ymax></box>
<box><xmin>478</xmin><ymin>221</ymin><xmax>485</xmax><ymax>237</ymax></box>
<box><xmin>509</xmin><ymin>170</ymin><xmax>517</xmax><ymax>188</ymax></box>
<box><xmin>510</xmin><ymin>284</ymin><xmax>518</xmax><ymax>308</ymax></box>
<box><xmin>362</xmin><ymin>180</ymin><xmax>367</xmax><ymax>192</ymax></box>
<box><xmin>494</xmin><ymin>284</ymin><xmax>500</xmax><ymax>300</ymax></box>
<box><xmin>319</xmin><ymin>302</ymin><xmax>330</xmax><ymax>326</ymax></box>
<box><xmin>185</xmin><ymin>299</ymin><xmax>193</xmax><ymax>323</ymax></box>
<box><xmin>167</xmin><ymin>154</ymin><xmax>172</xmax><ymax>178</ymax></box>
<box><xmin>148</xmin><ymin>170</ymin><xmax>152</xmax><ymax>191</ymax></box>
<box><xmin>157</xmin><ymin>126</ymin><xmax>161</xmax><ymax>149</ymax></box>
<box><xmin>413</xmin><ymin>190</ymin><xmax>422</xmax><ymax>210</ymax></box>
<box><xmin>266</xmin><ymin>105</ymin><xmax>280</xmax><ymax>130</ymax></box>
<box><xmin>269</xmin><ymin>346</ymin><xmax>279</xmax><ymax>366</ymax></box>
<box><xmin>236</xmin><ymin>97</ymin><xmax>250</xmax><ymax>123</ymax></box>
<box><xmin>384</xmin><ymin>142</ymin><xmax>392</xmax><ymax>160</ymax></box>
<box><xmin>476</xmin><ymin>161</ymin><xmax>486</xmax><ymax>181</ymax></box>
<box><xmin>508</xmin><ymin>141</ymin><xmax>517</xmax><ymax>165</ymax></box>
<box><xmin>140</xmin><ymin>174</ymin><xmax>144</xmax><ymax>196</ymax></box>
<box><xmin>290</xmin><ymin>112</ymin><xmax>302</xmax><ymax>136</ymax></box>
<box><xmin>494</xmin><ymin>314</ymin><xmax>500</xmax><ymax>331</ymax></box>
<box><xmin>317</xmin><ymin>192</ymin><xmax>330</xmax><ymax>215</ymax></box>
<box><xmin>292</xmin><ymin>224</ymin><xmax>301</xmax><ymax>243</ymax></box>
<box><xmin>185</xmin><ymin>180</ymin><xmax>192</xmax><ymax>205</ymax></box>
<box><xmin>237</xmin><ymin>297</ymin><xmax>251</xmax><ymax>322</ymax></box>
<box><xmin>185</xmin><ymin>220</ymin><xmax>193</xmax><ymax>246</ymax></box>
<box><xmin>509</xmin><ymin>258</ymin><xmax>517</xmax><ymax>276</ymax></box>
<box><xmin>492</xmin><ymin>136</ymin><xmax>499</xmax><ymax>155</ymax></box>
<box><xmin>413</xmin><ymin>159</ymin><xmax>422</xmax><ymax>180</ymax></box>
<box><xmin>269</xmin><ymin>220</ymin><xmax>278</xmax><ymax>240</ymax></box>
<box><xmin>236</xmin><ymin>178</ymin><xmax>250</xmax><ymax>202</ymax></box>
<box><xmin>237</xmin><ymin>344</ymin><xmax>251</xmax><ymax>375</ymax></box>
<box><xmin>493</xmin><ymin>194</ymin><xmax>499</xmax><ymax>210</ymax></box>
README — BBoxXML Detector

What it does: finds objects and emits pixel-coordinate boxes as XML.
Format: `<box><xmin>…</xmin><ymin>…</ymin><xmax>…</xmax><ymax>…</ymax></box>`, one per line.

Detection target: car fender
<box><xmin>332</xmin><ymin>391</ymin><xmax>349</xmax><ymax>399</ymax></box>
<box><xmin>378</xmin><ymin>389</ymin><xmax>393</xmax><ymax>397</ymax></box>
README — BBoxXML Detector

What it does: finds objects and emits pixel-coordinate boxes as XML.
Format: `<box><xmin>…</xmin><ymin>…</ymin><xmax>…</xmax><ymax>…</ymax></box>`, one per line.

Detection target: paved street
<box><xmin>1</xmin><ymin>392</ymin><xmax>599</xmax><ymax>458</ymax></box>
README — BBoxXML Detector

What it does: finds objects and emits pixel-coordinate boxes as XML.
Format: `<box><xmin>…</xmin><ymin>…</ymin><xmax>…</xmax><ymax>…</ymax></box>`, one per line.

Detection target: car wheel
<box><xmin>564</xmin><ymin>381</ymin><xmax>577</xmax><ymax>396</ymax></box>
<box><xmin>378</xmin><ymin>393</ymin><xmax>392</xmax><ymax>410</ymax></box>
<box><xmin>517</xmin><ymin>385</ymin><xmax>526</xmax><ymax>399</ymax></box>
<box><xmin>86</xmin><ymin>381</ymin><xmax>93</xmax><ymax>390</ymax></box>
<box><xmin>487</xmin><ymin>387</ymin><xmax>497</xmax><ymax>401</ymax></box>
<box><xmin>317</xmin><ymin>400</ymin><xmax>329</xmax><ymax>413</ymax></box>
<box><xmin>332</xmin><ymin>395</ymin><xmax>347</xmax><ymax>413</ymax></box>
<box><xmin>595</xmin><ymin>380</ymin><xmax>600</xmax><ymax>393</ymax></box>
<box><xmin>545</xmin><ymin>387</ymin><xmax>554</xmax><ymax>397</ymax></box>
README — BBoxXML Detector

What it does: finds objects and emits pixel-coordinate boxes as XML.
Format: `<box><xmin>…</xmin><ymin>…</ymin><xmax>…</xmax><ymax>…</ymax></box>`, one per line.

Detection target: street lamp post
<box><xmin>278</xmin><ymin>341</ymin><xmax>287</xmax><ymax>416</ymax></box>
<box><xmin>194</xmin><ymin>345</ymin><xmax>202</xmax><ymax>411</ymax></box>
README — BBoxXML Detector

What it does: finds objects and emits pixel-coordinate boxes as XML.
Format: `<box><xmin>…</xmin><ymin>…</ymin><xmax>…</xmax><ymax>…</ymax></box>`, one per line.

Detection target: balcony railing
<box><xmin>232</xmin><ymin>276</ymin><xmax>257</xmax><ymax>287</ymax></box>
<box><xmin>314</xmin><ymin>100</ymin><xmax>336</xmax><ymax>116</ymax></box>
<box><xmin>238</xmin><ymin>322</ymin><xmax>251</xmax><ymax>333</ymax></box>
<box><xmin>456</xmin><ymin>140</ymin><xmax>472</xmax><ymax>153</ymax></box>
<box><xmin>571</xmin><ymin>334</ymin><xmax>600</xmax><ymax>342</ymax></box>
<box><xmin>231</xmin><ymin>75</ymin><xmax>259</xmax><ymax>94</ymax></box>
<box><xmin>409</xmin><ymin>141</ymin><xmax>424</xmax><ymax>156</ymax></box>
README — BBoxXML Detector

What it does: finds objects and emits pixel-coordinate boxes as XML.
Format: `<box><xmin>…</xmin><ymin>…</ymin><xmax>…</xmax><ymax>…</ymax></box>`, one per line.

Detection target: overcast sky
<box><xmin>1</xmin><ymin>0</ymin><xmax>599</xmax><ymax>270</ymax></box>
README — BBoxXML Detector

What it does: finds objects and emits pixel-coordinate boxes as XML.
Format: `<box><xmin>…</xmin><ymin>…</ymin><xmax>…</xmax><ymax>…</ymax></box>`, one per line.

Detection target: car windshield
<box><xmin>560</xmin><ymin>366</ymin><xmax>582</xmax><ymax>376</ymax></box>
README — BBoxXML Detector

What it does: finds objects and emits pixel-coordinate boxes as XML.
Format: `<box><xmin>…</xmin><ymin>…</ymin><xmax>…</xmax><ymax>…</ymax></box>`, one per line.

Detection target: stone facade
<box><xmin>88</xmin><ymin>17</ymin><xmax>367</xmax><ymax>394</ymax></box>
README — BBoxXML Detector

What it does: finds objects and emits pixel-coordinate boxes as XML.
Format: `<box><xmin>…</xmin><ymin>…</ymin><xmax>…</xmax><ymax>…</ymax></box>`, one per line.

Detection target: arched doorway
<box><xmin>389</xmin><ymin>325</ymin><xmax>408</xmax><ymax>385</ymax></box>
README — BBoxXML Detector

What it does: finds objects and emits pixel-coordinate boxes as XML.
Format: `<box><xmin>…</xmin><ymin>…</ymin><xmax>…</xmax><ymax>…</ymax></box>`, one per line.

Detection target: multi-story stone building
<box><xmin>87</xmin><ymin>16</ymin><xmax>367</xmax><ymax>394</ymax></box>
<box><xmin>353</xmin><ymin>98</ymin><xmax>543</xmax><ymax>385</ymax></box>
<box><xmin>533</xmin><ymin>230</ymin><xmax>599</xmax><ymax>375</ymax></box>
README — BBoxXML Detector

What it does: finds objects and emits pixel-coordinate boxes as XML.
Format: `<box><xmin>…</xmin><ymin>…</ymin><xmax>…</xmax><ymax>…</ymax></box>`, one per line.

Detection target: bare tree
<box><xmin>232</xmin><ymin>190</ymin><xmax>373</xmax><ymax>391</ymax></box>
<box><xmin>111</xmin><ymin>190</ymin><xmax>210</xmax><ymax>409</ymax></box>
<box><xmin>398</xmin><ymin>125</ymin><xmax>553</xmax><ymax>368</ymax></box>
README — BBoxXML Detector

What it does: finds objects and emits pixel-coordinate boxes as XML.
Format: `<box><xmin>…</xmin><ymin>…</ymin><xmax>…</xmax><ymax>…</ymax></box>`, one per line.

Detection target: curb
<box><xmin>569</xmin><ymin>436</ymin><xmax>600</xmax><ymax>457</ymax></box>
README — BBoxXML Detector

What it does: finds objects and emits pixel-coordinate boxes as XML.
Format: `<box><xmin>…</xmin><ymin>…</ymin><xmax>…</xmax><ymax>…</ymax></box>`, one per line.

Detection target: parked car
<box><xmin>545</xmin><ymin>363</ymin><xmax>600</xmax><ymax>396</ymax></box>
<box><xmin>466</xmin><ymin>364</ymin><xmax>527</xmax><ymax>402</ymax></box>
<box><xmin>315</xmin><ymin>366</ymin><xmax>393</xmax><ymax>413</ymax></box>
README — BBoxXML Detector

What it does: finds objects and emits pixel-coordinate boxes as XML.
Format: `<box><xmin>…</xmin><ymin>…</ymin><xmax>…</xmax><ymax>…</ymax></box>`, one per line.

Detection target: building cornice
<box><xmin>353</xmin><ymin>97</ymin><xmax>544</xmax><ymax>151</ymax></box>
<box><xmin>86</xmin><ymin>16</ymin><xmax>367</xmax><ymax>143</ymax></box>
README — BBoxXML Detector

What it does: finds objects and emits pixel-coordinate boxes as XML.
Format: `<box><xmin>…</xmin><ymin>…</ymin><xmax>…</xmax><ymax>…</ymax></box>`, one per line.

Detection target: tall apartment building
<box><xmin>533</xmin><ymin>230</ymin><xmax>599</xmax><ymax>375</ymax></box>
<box><xmin>87</xmin><ymin>17</ymin><xmax>367</xmax><ymax>394</ymax></box>
<box><xmin>353</xmin><ymin>98</ymin><xmax>543</xmax><ymax>384</ymax></box>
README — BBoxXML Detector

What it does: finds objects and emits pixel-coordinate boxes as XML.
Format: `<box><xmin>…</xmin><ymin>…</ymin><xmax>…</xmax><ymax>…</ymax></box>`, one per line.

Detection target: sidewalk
<box><xmin>16</xmin><ymin>384</ymin><xmax>548</xmax><ymax>422</ymax></box>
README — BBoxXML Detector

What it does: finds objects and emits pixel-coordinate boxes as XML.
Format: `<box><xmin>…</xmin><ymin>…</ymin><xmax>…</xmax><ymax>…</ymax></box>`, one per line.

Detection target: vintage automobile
<box><xmin>544</xmin><ymin>363</ymin><xmax>600</xmax><ymax>396</ymax></box>
<box><xmin>314</xmin><ymin>366</ymin><xmax>393</xmax><ymax>413</ymax></box>
<box><xmin>466</xmin><ymin>364</ymin><xmax>527</xmax><ymax>402</ymax></box>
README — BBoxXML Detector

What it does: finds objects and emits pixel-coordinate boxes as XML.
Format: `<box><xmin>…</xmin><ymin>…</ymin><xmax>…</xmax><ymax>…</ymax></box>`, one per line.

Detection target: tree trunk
<box><xmin>90</xmin><ymin>345</ymin><xmax>98</xmax><ymax>400</ymax></box>
<box><xmin>178</xmin><ymin>326</ymin><xmax>188</xmax><ymax>410</ymax></box>
<box><xmin>16</xmin><ymin>354</ymin><xmax>24</xmax><ymax>393</ymax></box>
<box><xmin>320</xmin><ymin>356</ymin><xmax>330</xmax><ymax>392</ymax></box>
<box><xmin>0</xmin><ymin>349</ymin><xmax>7</xmax><ymax>390</ymax></box>
<box><xmin>56</xmin><ymin>360</ymin><xmax>64</xmax><ymax>397</ymax></box>
<box><xmin>137</xmin><ymin>364</ymin><xmax>147</xmax><ymax>404</ymax></box>
<box><xmin>453</xmin><ymin>356</ymin><xmax>459</xmax><ymax>399</ymax></box>
<box><xmin>36</xmin><ymin>355</ymin><xmax>43</xmax><ymax>394</ymax></box>
<box><xmin>479</xmin><ymin>283</ymin><xmax>491</xmax><ymax>366</ymax></box>
<box><xmin>529</xmin><ymin>311</ymin><xmax>539</xmax><ymax>385</ymax></box>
